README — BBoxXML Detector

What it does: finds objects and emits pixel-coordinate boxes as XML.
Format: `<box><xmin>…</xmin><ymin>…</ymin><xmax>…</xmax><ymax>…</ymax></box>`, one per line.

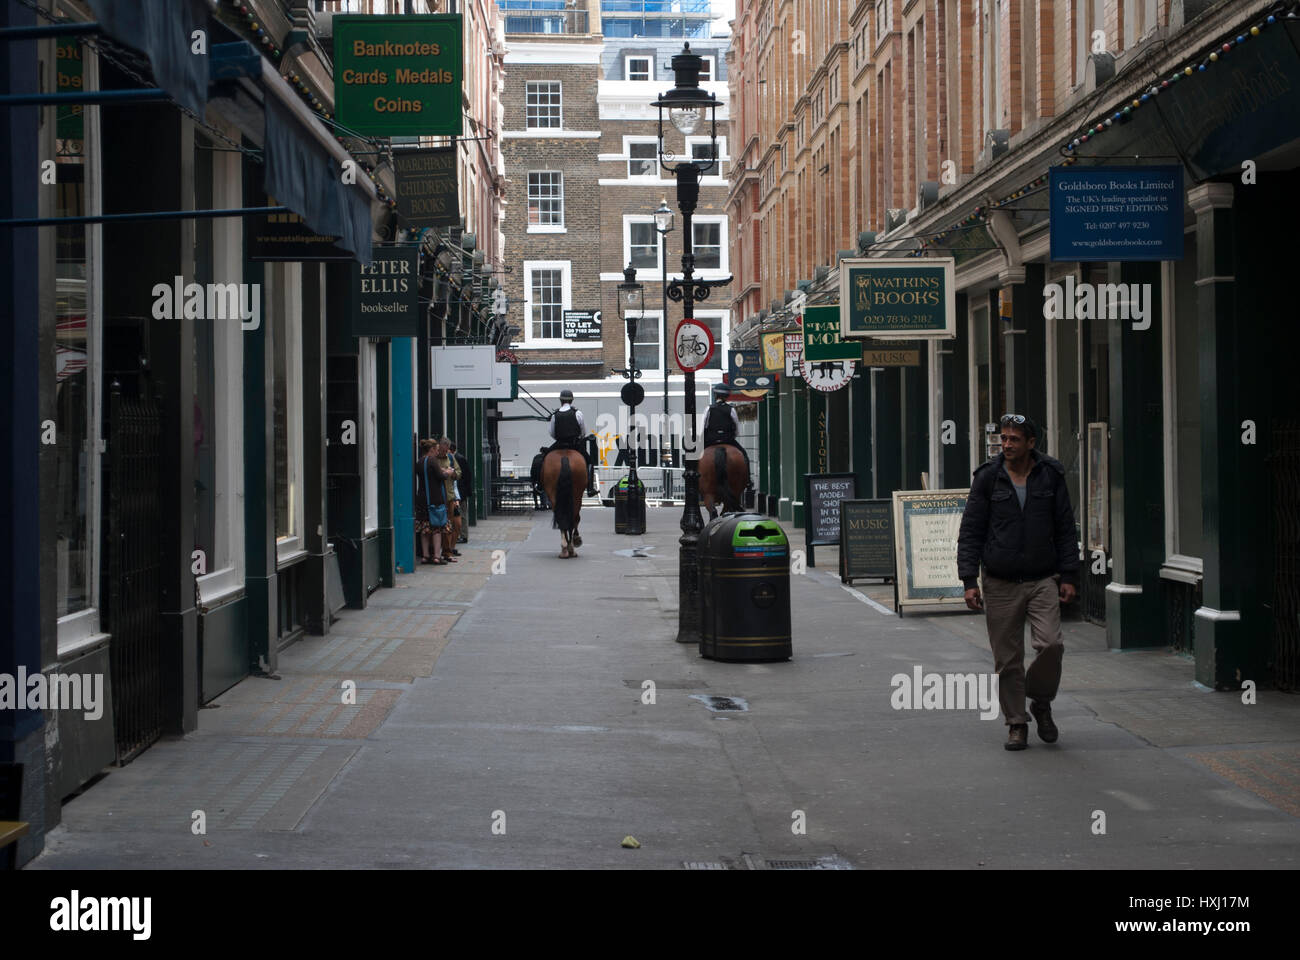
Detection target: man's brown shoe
<box><xmin>1005</xmin><ymin>724</ymin><xmax>1028</xmax><ymax>751</ymax></box>
<box><xmin>1030</xmin><ymin>701</ymin><xmax>1059</xmax><ymax>743</ymax></box>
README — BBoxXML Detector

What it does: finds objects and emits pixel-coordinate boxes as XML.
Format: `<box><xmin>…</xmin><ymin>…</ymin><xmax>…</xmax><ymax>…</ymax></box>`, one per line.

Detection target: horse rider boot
<box><xmin>548</xmin><ymin>389</ymin><xmax>598</xmax><ymax>497</ymax></box>
<box><xmin>702</xmin><ymin>383</ymin><xmax>753</xmax><ymax>490</ymax></box>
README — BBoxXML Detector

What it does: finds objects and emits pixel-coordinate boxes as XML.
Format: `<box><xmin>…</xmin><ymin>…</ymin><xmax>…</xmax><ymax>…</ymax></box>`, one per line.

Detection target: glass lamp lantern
<box><xmin>618</xmin><ymin>264</ymin><xmax>644</xmax><ymax>343</ymax></box>
<box><xmin>652</xmin><ymin>42</ymin><xmax>719</xmax><ymax>172</ymax></box>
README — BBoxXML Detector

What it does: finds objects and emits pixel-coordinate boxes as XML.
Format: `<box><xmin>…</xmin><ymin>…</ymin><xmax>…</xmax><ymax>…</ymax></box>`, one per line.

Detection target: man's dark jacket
<box><xmin>957</xmin><ymin>450</ymin><xmax>1080</xmax><ymax>590</ymax></box>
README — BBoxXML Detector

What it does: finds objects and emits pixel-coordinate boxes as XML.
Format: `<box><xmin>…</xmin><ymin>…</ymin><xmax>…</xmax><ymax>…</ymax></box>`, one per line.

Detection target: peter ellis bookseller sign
<box><xmin>333</xmin><ymin>15</ymin><xmax>463</xmax><ymax>137</ymax></box>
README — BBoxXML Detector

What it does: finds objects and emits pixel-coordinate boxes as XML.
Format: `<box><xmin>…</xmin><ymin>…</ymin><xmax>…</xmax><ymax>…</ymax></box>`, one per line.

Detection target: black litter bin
<box><xmin>614</xmin><ymin>476</ymin><xmax>646</xmax><ymax>534</ymax></box>
<box><xmin>698</xmin><ymin>513</ymin><xmax>792</xmax><ymax>662</ymax></box>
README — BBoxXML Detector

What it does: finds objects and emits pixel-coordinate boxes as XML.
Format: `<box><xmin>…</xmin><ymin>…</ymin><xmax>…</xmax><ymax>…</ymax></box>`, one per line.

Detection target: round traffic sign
<box><xmin>620</xmin><ymin>382</ymin><xmax>645</xmax><ymax>406</ymax></box>
<box><xmin>674</xmin><ymin>319</ymin><xmax>714</xmax><ymax>372</ymax></box>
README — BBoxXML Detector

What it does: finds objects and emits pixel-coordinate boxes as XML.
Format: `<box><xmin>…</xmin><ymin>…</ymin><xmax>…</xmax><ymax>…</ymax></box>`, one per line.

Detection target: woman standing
<box><xmin>415</xmin><ymin>438</ymin><xmax>450</xmax><ymax>564</ymax></box>
<box><xmin>435</xmin><ymin>436</ymin><xmax>461</xmax><ymax>563</ymax></box>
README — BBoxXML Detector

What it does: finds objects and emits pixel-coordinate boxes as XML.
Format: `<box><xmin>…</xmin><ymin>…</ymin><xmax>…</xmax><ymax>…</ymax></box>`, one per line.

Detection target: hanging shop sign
<box><xmin>675</xmin><ymin>319</ymin><xmax>714</xmax><ymax>372</ymax></box>
<box><xmin>840</xmin><ymin>258</ymin><xmax>955</xmax><ymax>339</ymax></box>
<box><xmin>727</xmin><ymin>349</ymin><xmax>766</xmax><ymax>388</ymax></box>
<box><xmin>248</xmin><ymin>164</ymin><xmax>353</xmax><ymax>261</ymax></box>
<box><xmin>562</xmin><ymin>310</ymin><xmax>603</xmax><ymax>341</ymax></box>
<box><xmin>784</xmin><ymin>332</ymin><xmax>803</xmax><ymax>377</ymax></box>
<box><xmin>1049</xmin><ymin>166</ymin><xmax>1183</xmax><ymax>262</ymax></box>
<box><xmin>457</xmin><ymin>360</ymin><xmax>516</xmax><ymax>399</ymax></box>
<box><xmin>801</xmin><ymin>357</ymin><xmax>854</xmax><ymax>392</ymax></box>
<box><xmin>393</xmin><ymin>147</ymin><xmax>459</xmax><ymax>228</ymax></box>
<box><xmin>802</xmin><ymin>304</ymin><xmax>860</xmax><ymax>361</ymax></box>
<box><xmin>892</xmin><ymin>489</ymin><xmax>970</xmax><ymax>613</ymax></box>
<box><xmin>352</xmin><ymin>248</ymin><xmax>420</xmax><ymax>338</ymax></box>
<box><xmin>862</xmin><ymin>348</ymin><xmax>921</xmax><ymax>366</ymax></box>
<box><xmin>761</xmin><ymin>332</ymin><xmax>785</xmax><ymax>373</ymax></box>
<box><xmin>431</xmin><ymin>345</ymin><xmax>495</xmax><ymax>389</ymax></box>
<box><xmin>333</xmin><ymin>15</ymin><xmax>463</xmax><ymax>137</ymax></box>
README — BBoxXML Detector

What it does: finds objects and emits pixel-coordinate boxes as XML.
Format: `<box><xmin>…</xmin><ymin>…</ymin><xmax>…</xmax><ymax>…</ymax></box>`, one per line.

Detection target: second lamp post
<box><xmin>653</xmin><ymin>43</ymin><xmax>731</xmax><ymax>645</ymax></box>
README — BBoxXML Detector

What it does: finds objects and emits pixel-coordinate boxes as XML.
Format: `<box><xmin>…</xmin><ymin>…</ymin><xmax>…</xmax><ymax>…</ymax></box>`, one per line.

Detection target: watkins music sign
<box><xmin>839</xmin><ymin>258</ymin><xmax>955</xmax><ymax>339</ymax></box>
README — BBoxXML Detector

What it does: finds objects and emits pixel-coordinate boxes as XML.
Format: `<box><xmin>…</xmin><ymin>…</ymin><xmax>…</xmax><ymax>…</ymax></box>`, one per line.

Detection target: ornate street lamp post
<box><xmin>616</xmin><ymin>261</ymin><xmax>642</xmax><ymax>486</ymax></box>
<box><xmin>653</xmin><ymin>44</ymin><xmax>731</xmax><ymax>645</ymax></box>
<box><xmin>652</xmin><ymin>197</ymin><xmax>674</xmax><ymax>470</ymax></box>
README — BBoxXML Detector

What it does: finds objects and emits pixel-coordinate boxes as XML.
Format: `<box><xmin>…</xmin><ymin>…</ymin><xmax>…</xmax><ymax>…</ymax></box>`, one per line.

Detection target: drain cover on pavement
<box><xmin>613</xmin><ymin>545</ymin><xmax>657</xmax><ymax>558</ymax></box>
<box><xmin>689</xmin><ymin>694</ymin><xmax>749</xmax><ymax>712</ymax></box>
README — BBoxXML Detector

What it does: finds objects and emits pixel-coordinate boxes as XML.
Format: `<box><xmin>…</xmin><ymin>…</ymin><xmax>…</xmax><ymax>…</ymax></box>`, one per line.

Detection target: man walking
<box><xmin>957</xmin><ymin>414</ymin><xmax>1079</xmax><ymax>750</ymax></box>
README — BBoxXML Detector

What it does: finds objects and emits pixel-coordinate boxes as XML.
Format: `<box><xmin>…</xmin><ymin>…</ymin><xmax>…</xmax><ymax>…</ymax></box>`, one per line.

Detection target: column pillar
<box><xmin>1188</xmin><ymin>182</ymin><xmax>1246</xmax><ymax>686</ymax></box>
<box><xmin>1104</xmin><ymin>259</ymin><xmax>1165</xmax><ymax>648</ymax></box>
<box><xmin>301</xmin><ymin>263</ymin><xmax>329</xmax><ymax>633</ymax></box>
<box><xmin>392</xmin><ymin>337</ymin><xmax>416</xmax><ymax>573</ymax></box>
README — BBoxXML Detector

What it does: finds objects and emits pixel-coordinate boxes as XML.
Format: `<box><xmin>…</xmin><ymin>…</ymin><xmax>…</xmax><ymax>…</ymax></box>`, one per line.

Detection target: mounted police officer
<box><xmin>701</xmin><ymin>381</ymin><xmax>752</xmax><ymax>488</ymax></box>
<box><xmin>547</xmin><ymin>389</ymin><xmax>599</xmax><ymax>496</ymax></box>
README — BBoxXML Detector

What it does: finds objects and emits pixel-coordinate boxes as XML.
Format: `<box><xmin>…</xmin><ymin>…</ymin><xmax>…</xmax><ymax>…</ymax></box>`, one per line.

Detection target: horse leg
<box><xmin>572</xmin><ymin>515</ymin><xmax>582</xmax><ymax>548</ymax></box>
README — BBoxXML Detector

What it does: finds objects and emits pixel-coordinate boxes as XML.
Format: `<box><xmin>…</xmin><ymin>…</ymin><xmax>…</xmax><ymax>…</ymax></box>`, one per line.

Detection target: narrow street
<box><xmin>31</xmin><ymin>508</ymin><xmax>1300</xmax><ymax>870</ymax></box>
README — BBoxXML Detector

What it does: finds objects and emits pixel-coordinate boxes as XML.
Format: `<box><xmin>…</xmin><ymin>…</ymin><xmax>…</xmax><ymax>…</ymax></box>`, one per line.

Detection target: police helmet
<box><xmin>712</xmin><ymin>382</ymin><xmax>730</xmax><ymax>399</ymax></box>
<box><xmin>560</xmin><ymin>389</ymin><xmax>574</xmax><ymax>403</ymax></box>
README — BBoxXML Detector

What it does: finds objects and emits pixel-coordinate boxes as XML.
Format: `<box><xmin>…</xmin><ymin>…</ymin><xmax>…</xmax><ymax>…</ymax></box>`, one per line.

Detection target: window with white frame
<box><xmin>270</xmin><ymin>261</ymin><xmax>305</xmax><ymax>560</ymax></box>
<box><xmin>983</xmin><ymin>0</ymin><xmax>1002</xmax><ymax>131</ymax></box>
<box><xmin>693</xmin><ymin>220</ymin><xmax>723</xmax><ymax>270</ymax></box>
<box><xmin>361</xmin><ymin>339</ymin><xmax>379</xmax><ymax>535</ymax></box>
<box><xmin>526</xmin><ymin>80</ymin><xmax>561</xmax><ymax>128</ymax></box>
<box><xmin>626</xmin><ymin>218</ymin><xmax>661</xmax><ymax>271</ymax></box>
<box><xmin>626</xmin><ymin>55</ymin><xmax>652</xmax><ymax>81</ymax></box>
<box><xmin>627</xmin><ymin>139</ymin><xmax>659</xmax><ymax>178</ymax></box>
<box><xmin>698</xmin><ymin>56</ymin><xmax>714</xmax><ymax>82</ymax></box>
<box><xmin>527</xmin><ymin>171</ymin><xmax>564</xmax><ymax>228</ymax></box>
<box><xmin>627</xmin><ymin>310</ymin><xmax>662</xmax><ymax>372</ymax></box>
<box><xmin>695</xmin><ymin>311</ymin><xmax>726</xmax><ymax>370</ymax></box>
<box><xmin>688</xmin><ymin>136</ymin><xmax>726</xmax><ymax>177</ymax></box>
<box><xmin>524</xmin><ymin>261</ymin><xmax>570</xmax><ymax>342</ymax></box>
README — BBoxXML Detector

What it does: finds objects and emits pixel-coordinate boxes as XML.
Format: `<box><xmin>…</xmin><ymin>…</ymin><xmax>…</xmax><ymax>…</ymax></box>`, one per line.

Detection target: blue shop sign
<box><xmin>1049</xmin><ymin>165</ymin><xmax>1183</xmax><ymax>262</ymax></box>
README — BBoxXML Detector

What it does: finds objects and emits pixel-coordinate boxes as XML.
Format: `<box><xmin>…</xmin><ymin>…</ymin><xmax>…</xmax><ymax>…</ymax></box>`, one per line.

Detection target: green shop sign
<box><xmin>839</xmin><ymin>257</ymin><xmax>955</xmax><ymax>339</ymax></box>
<box><xmin>333</xmin><ymin>15</ymin><xmax>463</xmax><ymax>137</ymax></box>
<box><xmin>802</xmin><ymin>304</ymin><xmax>859</xmax><ymax>361</ymax></box>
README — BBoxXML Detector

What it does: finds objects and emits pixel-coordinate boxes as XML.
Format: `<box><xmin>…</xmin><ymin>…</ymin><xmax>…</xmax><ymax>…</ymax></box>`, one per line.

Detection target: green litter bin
<box><xmin>614</xmin><ymin>476</ymin><xmax>646</xmax><ymax>535</ymax></box>
<box><xmin>698</xmin><ymin>513</ymin><xmax>792</xmax><ymax>662</ymax></box>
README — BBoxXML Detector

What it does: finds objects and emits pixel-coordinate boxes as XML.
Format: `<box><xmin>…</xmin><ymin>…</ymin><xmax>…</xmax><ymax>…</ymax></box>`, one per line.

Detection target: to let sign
<box><xmin>352</xmin><ymin>248</ymin><xmax>420</xmax><ymax>338</ymax></box>
<box><xmin>393</xmin><ymin>147</ymin><xmax>459</xmax><ymax>228</ymax></box>
<box><xmin>562</xmin><ymin>310</ymin><xmax>602</xmax><ymax>341</ymax></box>
<box><xmin>333</xmin><ymin>15</ymin><xmax>463</xmax><ymax>137</ymax></box>
<box><xmin>840</xmin><ymin>258</ymin><xmax>955</xmax><ymax>339</ymax></box>
<box><xmin>1049</xmin><ymin>166</ymin><xmax>1183</xmax><ymax>262</ymax></box>
<box><xmin>802</xmin><ymin>304</ymin><xmax>860</xmax><ymax>361</ymax></box>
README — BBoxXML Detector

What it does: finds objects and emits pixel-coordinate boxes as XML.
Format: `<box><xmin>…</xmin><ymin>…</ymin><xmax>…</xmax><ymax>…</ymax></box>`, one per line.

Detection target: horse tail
<box><xmin>714</xmin><ymin>444</ymin><xmax>734</xmax><ymax>513</ymax></box>
<box><xmin>553</xmin><ymin>454</ymin><xmax>574</xmax><ymax>533</ymax></box>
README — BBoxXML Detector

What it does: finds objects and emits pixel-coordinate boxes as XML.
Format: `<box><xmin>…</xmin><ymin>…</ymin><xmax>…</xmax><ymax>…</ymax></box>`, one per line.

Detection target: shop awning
<box><xmin>1063</xmin><ymin>11</ymin><xmax>1300</xmax><ymax>181</ymax></box>
<box><xmin>87</xmin><ymin>0</ymin><xmax>212</xmax><ymax>116</ymax></box>
<box><xmin>211</xmin><ymin>42</ymin><xmax>376</xmax><ymax>263</ymax></box>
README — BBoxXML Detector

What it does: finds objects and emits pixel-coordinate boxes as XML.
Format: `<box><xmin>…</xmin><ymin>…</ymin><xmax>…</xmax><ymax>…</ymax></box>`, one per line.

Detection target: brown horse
<box><xmin>542</xmin><ymin>449</ymin><xmax>586</xmax><ymax>558</ymax></box>
<box><xmin>699</xmin><ymin>443</ymin><xmax>748</xmax><ymax>521</ymax></box>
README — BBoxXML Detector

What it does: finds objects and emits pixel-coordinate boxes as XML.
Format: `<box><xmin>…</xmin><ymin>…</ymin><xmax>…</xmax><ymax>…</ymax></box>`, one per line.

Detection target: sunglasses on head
<box><xmin>1000</xmin><ymin>414</ymin><xmax>1026</xmax><ymax>425</ymax></box>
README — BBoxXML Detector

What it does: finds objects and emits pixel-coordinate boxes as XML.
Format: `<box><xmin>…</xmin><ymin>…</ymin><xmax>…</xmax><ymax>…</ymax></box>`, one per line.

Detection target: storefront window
<box><xmin>193</xmin><ymin>135</ymin><xmax>216</xmax><ymax>561</ymax></box>
<box><xmin>1053</xmin><ymin>307</ymin><xmax>1082</xmax><ymax>522</ymax></box>
<box><xmin>54</xmin><ymin>38</ymin><xmax>92</xmax><ymax>619</ymax></box>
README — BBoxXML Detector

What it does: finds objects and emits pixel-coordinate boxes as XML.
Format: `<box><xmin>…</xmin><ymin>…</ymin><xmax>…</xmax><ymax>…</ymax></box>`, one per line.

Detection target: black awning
<box><xmin>209</xmin><ymin>41</ymin><xmax>375</xmax><ymax>262</ymax></box>
<box><xmin>264</xmin><ymin>92</ymin><xmax>373</xmax><ymax>263</ymax></box>
<box><xmin>88</xmin><ymin>0</ymin><xmax>210</xmax><ymax>116</ymax></box>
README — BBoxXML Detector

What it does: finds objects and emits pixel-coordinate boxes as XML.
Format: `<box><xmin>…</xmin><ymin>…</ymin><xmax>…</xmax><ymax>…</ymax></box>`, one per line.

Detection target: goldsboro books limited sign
<box><xmin>333</xmin><ymin>15</ymin><xmax>463</xmax><ymax>137</ymax></box>
<box><xmin>839</xmin><ymin>257</ymin><xmax>956</xmax><ymax>339</ymax></box>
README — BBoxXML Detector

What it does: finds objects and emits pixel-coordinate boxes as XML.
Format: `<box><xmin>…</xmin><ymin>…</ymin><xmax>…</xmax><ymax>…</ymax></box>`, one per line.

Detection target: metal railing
<box><xmin>595</xmin><ymin>465</ymin><xmax>685</xmax><ymax>502</ymax></box>
<box><xmin>500</xmin><ymin>3</ymin><xmax>590</xmax><ymax>34</ymax></box>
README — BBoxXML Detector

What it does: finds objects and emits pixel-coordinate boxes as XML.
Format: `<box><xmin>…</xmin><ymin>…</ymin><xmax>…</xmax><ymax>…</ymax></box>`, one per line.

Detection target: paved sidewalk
<box><xmin>30</xmin><ymin>507</ymin><xmax>1300</xmax><ymax>869</ymax></box>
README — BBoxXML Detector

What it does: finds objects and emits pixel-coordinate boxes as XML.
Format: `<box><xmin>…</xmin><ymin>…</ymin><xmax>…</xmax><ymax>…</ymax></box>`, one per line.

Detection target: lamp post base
<box><xmin>676</xmin><ymin>456</ymin><xmax>703</xmax><ymax>643</ymax></box>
